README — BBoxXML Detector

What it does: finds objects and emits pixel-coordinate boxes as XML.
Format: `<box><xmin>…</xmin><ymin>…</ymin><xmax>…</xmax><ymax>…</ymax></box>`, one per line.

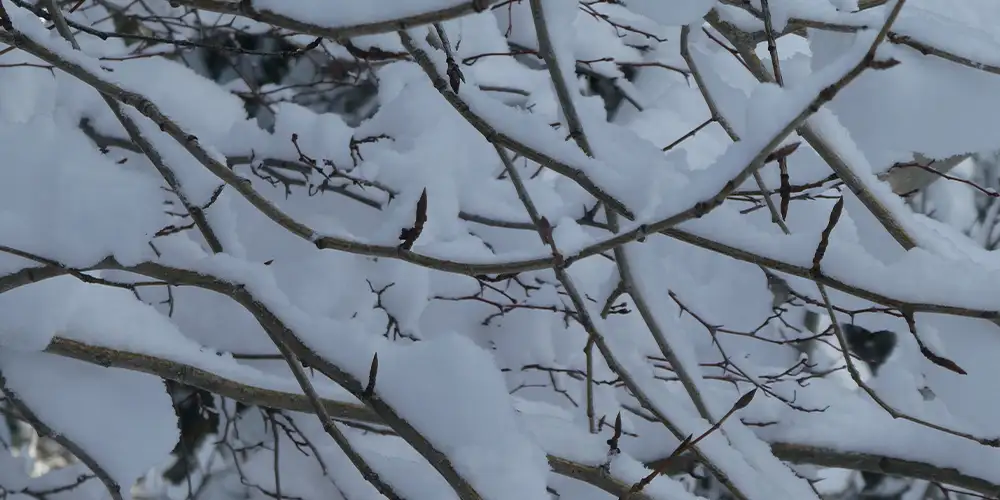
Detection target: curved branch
<box><xmin>170</xmin><ymin>0</ymin><xmax>500</xmax><ymax>39</ymax></box>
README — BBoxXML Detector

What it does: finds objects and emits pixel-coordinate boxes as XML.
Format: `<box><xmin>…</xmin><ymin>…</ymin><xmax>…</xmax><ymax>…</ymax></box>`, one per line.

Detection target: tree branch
<box><xmin>169</xmin><ymin>0</ymin><xmax>499</xmax><ymax>39</ymax></box>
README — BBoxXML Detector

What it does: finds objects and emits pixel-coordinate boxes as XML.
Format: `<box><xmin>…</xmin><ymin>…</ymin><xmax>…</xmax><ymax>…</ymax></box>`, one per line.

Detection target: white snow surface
<box><xmin>4</xmin><ymin>0</ymin><xmax>1000</xmax><ymax>499</ymax></box>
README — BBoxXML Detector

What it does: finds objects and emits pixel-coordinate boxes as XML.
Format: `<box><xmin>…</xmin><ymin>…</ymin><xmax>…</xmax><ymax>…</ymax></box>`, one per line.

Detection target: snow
<box><xmin>0</xmin><ymin>352</ymin><xmax>178</xmax><ymax>494</ymax></box>
<box><xmin>673</xmin><ymin>204</ymin><xmax>1000</xmax><ymax>314</ymax></box>
<box><xmin>0</xmin><ymin>112</ymin><xmax>165</xmax><ymax>268</ymax></box>
<box><xmin>620</xmin><ymin>0</ymin><xmax>715</xmax><ymax>26</ymax></box>
<box><xmin>514</xmin><ymin>396</ymin><xmax>703</xmax><ymax>499</ymax></box>
<box><xmin>0</xmin><ymin>277</ymin><xmax>88</xmax><ymax>352</ymax></box>
<box><xmin>118</xmin><ymin>249</ymin><xmax>552</xmax><ymax>500</ymax></box>
<box><xmin>815</xmin><ymin>1</ymin><xmax>1000</xmax><ymax>170</ymax></box>
<box><xmin>6</xmin><ymin>0</ymin><xmax>1000</xmax><ymax>499</ymax></box>
<box><xmin>749</xmin><ymin>0</ymin><xmax>878</xmax><ymax>32</ymax></box>
<box><xmin>375</xmin><ymin>333</ymin><xmax>551</xmax><ymax>500</ymax></box>
<box><xmin>759</xmin><ymin>393</ymin><xmax>1000</xmax><ymax>496</ymax></box>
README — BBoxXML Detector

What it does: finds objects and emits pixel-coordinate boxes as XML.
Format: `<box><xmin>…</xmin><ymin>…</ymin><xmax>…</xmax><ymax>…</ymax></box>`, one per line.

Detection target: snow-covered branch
<box><xmin>2</xmin><ymin>0</ymin><xmax>1000</xmax><ymax>499</ymax></box>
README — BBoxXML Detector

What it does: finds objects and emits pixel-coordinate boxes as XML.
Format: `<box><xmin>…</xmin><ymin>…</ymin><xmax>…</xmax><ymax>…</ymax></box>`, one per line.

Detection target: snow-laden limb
<box><xmin>769</xmin><ymin>441</ymin><xmax>1000</xmax><ymax>497</ymax></box>
<box><xmin>169</xmin><ymin>0</ymin><xmax>502</xmax><ymax>38</ymax></box>
<box><xmin>0</xmin><ymin>253</ymin><xmax>497</xmax><ymax>498</ymax></box>
<box><xmin>706</xmin><ymin>8</ymin><xmax>922</xmax><ymax>252</ymax></box>
<box><xmin>0</xmin><ymin>124</ymin><xmax>694</xmax><ymax>497</ymax></box>
<box><xmin>3</xmin><ymin>0</ymin><xmax>988</xmax><ymax>289</ymax></box>
<box><xmin>0</xmin><ymin>5</ymin><xmax>919</xmax><ymax>283</ymax></box>
<box><xmin>30</xmin><ymin>331</ymin><xmax>1000</xmax><ymax>498</ymax></box>
<box><xmin>397</xmin><ymin>9</ymin><xmax>907</xmax><ymax>275</ymax></box>
<box><xmin>716</xmin><ymin>0</ymin><xmax>880</xmax><ymax>36</ymax></box>
<box><xmin>36</xmin><ymin>7</ymin><xmax>410</xmax><ymax>476</ymax></box>
<box><xmin>706</xmin><ymin>3</ymin><xmax>1000</xmax><ymax>313</ymax></box>
<box><xmin>0</xmin><ymin>10</ymin><xmax>310</xmax><ymax>244</ymax></box>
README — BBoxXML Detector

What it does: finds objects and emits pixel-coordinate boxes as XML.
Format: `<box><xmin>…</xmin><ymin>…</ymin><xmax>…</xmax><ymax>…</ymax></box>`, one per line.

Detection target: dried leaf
<box><xmin>343</xmin><ymin>40</ymin><xmax>405</xmax><ymax>60</ymax></box>
<box><xmin>870</xmin><ymin>58</ymin><xmax>901</xmax><ymax>70</ymax></box>
<box><xmin>779</xmin><ymin>159</ymin><xmax>791</xmax><ymax>219</ymax></box>
<box><xmin>812</xmin><ymin>197</ymin><xmax>844</xmax><ymax>273</ymax></box>
<box><xmin>765</xmin><ymin>141</ymin><xmax>801</xmax><ymax>163</ymax></box>
<box><xmin>732</xmin><ymin>388</ymin><xmax>757</xmax><ymax>411</ymax></box>
<box><xmin>538</xmin><ymin>216</ymin><xmax>554</xmax><ymax>244</ymax></box>
<box><xmin>447</xmin><ymin>62</ymin><xmax>465</xmax><ymax>93</ymax></box>
<box><xmin>607</xmin><ymin>412</ymin><xmax>623</xmax><ymax>451</ymax></box>
<box><xmin>398</xmin><ymin>189</ymin><xmax>428</xmax><ymax>250</ymax></box>
<box><xmin>364</xmin><ymin>353</ymin><xmax>379</xmax><ymax>397</ymax></box>
<box><xmin>672</xmin><ymin>434</ymin><xmax>694</xmax><ymax>457</ymax></box>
